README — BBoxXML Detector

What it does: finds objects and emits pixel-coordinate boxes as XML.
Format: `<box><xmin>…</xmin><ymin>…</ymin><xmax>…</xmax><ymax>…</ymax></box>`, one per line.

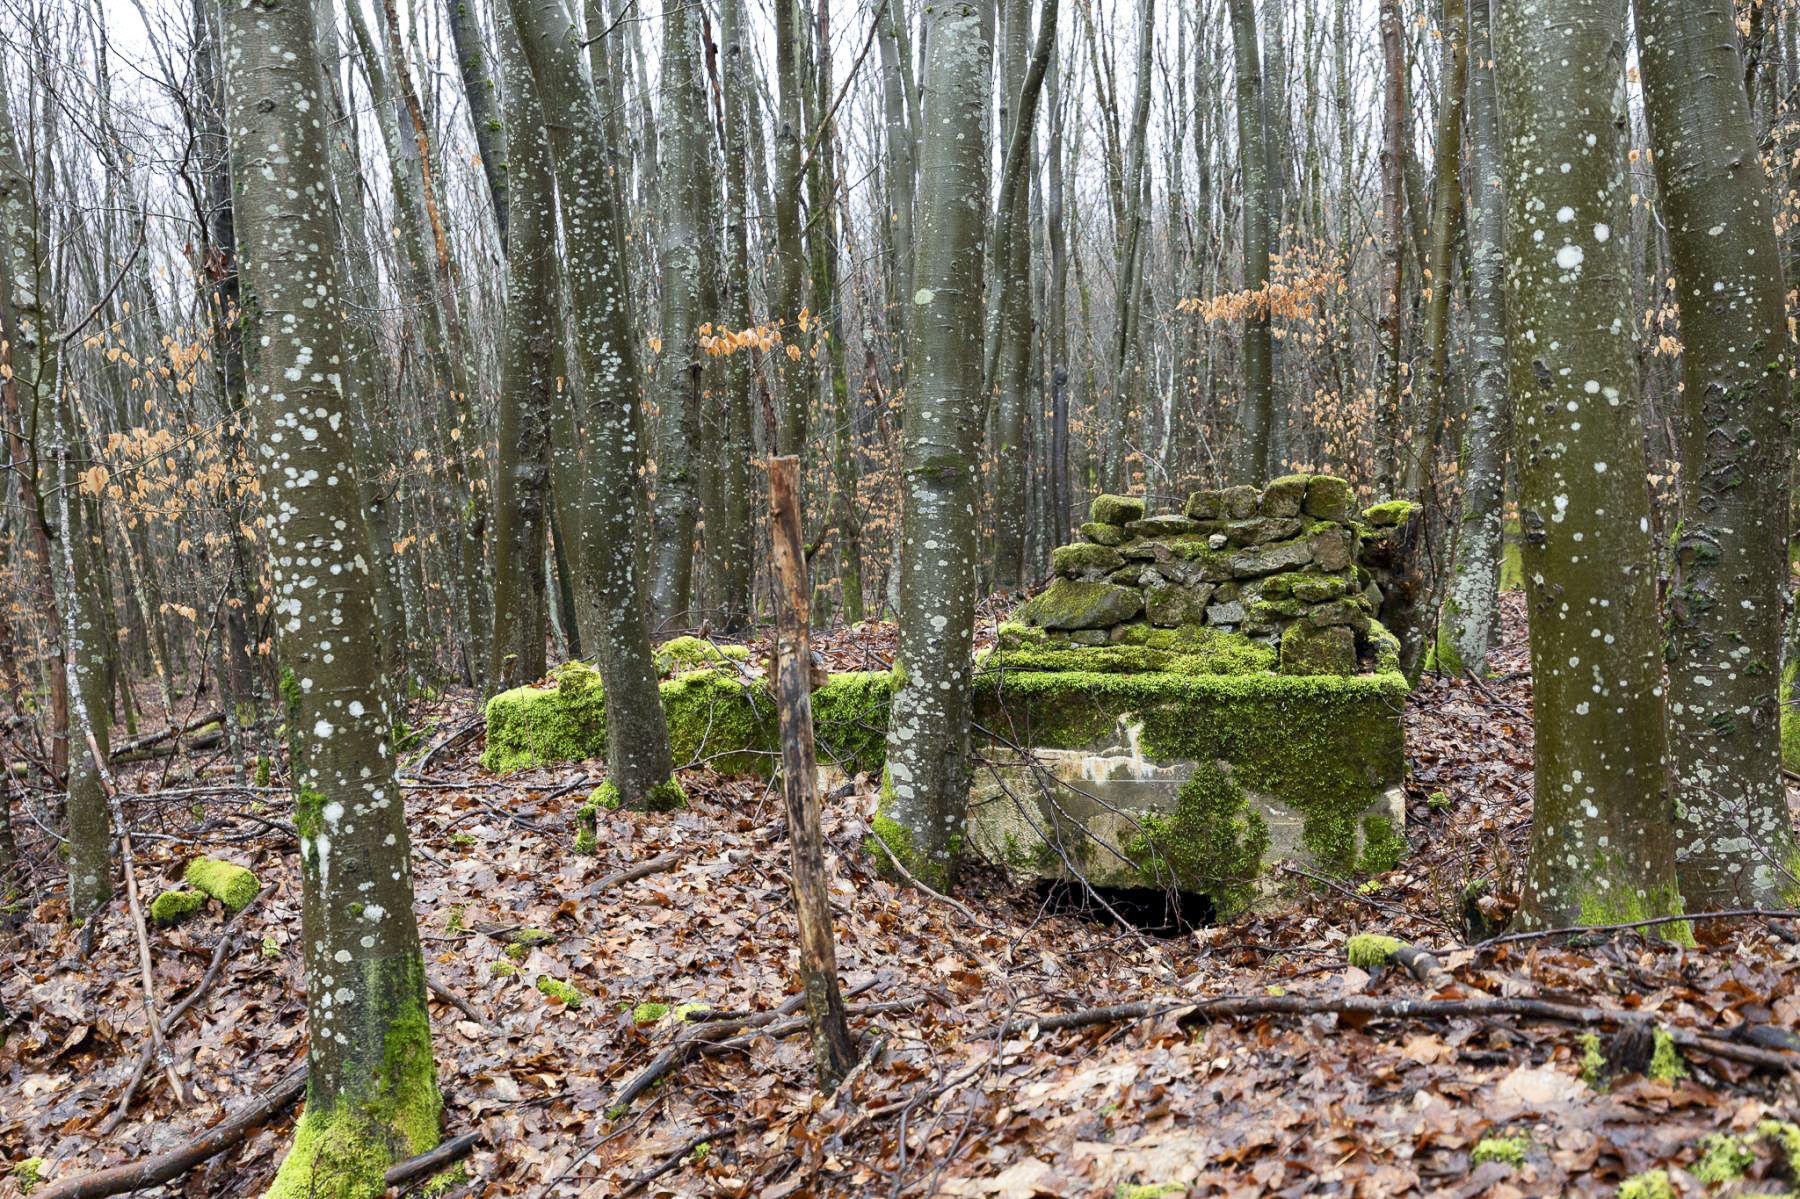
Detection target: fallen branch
<box><xmin>385</xmin><ymin>1130</ymin><xmax>480</xmax><ymax>1191</ymax></box>
<box><xmin>1472</xmin><ymin>908</ymin><xmax>1800</xmax><ymax>950</ymax></box>
<box><xmin>108</xmin><ymin>711</ymin><xmax>224</xmax><ymax>759</ymax></box>
<box><xmin>580</xmin><ymin>851</ymin><xmax>683</xmax><ymax>899</ymax></box>
<box><xmin>427</xmin><ymin>976</ymin><xmax>495</xmax><ymax>1032</ymax></box>
<box><xmin>405</xmin><ymin>716</ymin><xmax>485</xmax><ymax>779</ymax></box>
<box><xmin>35</xmin><ymin>1064</ymin><xmax>306</xmax><ymax>1199</ymax></box>
<box><xmin>617</xmin><ymin>1121</ymin><xmax>767</xmax><ymax>1199</ymax></box>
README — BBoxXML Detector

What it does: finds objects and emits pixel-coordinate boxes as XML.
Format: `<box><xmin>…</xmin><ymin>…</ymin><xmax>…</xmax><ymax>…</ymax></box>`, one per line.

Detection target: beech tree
<box><xmin>1637</xmin><ymin>0</ymin><xmax>1800</xmax><ymax>907</ymax></box>
<box><xmin>876</xmin><ymin>0</ymin><xmax>991</xmax><ymax>889</ymax></box>
<box><xmin>1495</xmin><ymin>0</ymin><xmax>1683</xmax><ymax>929</ymax></box>
<box><xmin>218</xmin><ymin>0</ymin><xmax>441</xmax><ymax>1191</ymax></box>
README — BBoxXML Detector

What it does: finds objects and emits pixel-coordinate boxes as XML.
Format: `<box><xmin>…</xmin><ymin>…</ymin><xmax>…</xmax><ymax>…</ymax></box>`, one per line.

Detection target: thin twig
<box><xmin>867</xmin><ymin>827</ymin><xmax>980</xmax><ymax>924</ymax></box>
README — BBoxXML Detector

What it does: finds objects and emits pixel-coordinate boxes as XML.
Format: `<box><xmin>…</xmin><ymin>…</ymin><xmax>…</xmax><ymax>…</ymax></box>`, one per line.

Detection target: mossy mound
<box><xmin>535</xmin><ymin>976</ymin><xmax>584</xmax><ymax>1007</ymax></box>
<box><xmin>149</xmin><ymin>888</ymin><xmax>207</xmax><ymax>926</ymax></box>
<box><xmin>183</xmin><ymin>858</ymin><xmax>259</xmax><ymax>912</ymax></box>
<box><xmin>1345</xmin><ymin>933</ymin><xmax>1405</xmax><ymax>970</ymax></box>
<box><xmin>653</xmin><ymin>636</ymin><xmax>749</xmax><ymax>677</ymax></box>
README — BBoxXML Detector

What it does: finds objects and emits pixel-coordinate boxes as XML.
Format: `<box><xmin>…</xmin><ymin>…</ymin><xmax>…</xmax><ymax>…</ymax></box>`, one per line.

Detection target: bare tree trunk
<box><xmin>442</xmin><ymin>0</ymin><xmax>511</xmax><ymax>243</ymax></box>
<box><xmin>767</xmin><ymin>456</ymin><xmax>856</xmax><ymax>1088</ymax></box>
<box><xmin>1227</xmin><ymin>0</ymin><xmax>1273</xmax><ymax>482</ymax></box>
<box><xmin>220</xmin><ymin>0</ymin><xmax>443</xmax><ymax>1189</ymax></box>
<box><xmin>1496</xmin><ymin>0</ymin><xmax>1684</xmax><ymax>930</ymax></box>
<box><xmin>1440</xmin><ymin>0</ymin><xmax>1510</xmax><ymax>677</ymax></box>
<box><xmin>875</xmin><ymin>0</ymin><xmax>990</xmax><ymax>890</ymax></box>
<box><xmin>508</xmin><ymin>0</ymin><xmax>679</xmax><ymax>810</ymax></box>
<box><xmin>1639</xmin><ymin>0</ymin><xmax>1800</xmax><ymax>907</ymax></box>
<box><xmin>718</xmin><ymin>0</ymin><xmax>757</xmax><ymax>637</ymax></box>
<box><xmin>1375</xmin><ymin>0</ymin><xmax>1408</xmax><ymax>494</ymax></box>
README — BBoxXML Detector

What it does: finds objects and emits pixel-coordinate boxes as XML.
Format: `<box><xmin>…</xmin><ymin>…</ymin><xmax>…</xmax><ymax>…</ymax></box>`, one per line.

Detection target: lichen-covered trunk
<box><xmin>1227</xmin><ymin>0</ymin><xmax>1273</xmax><ymax>483</ymax></box>
<box><xmin>771</xmin><ymin>0</ymin><xmax>811</xmax><ymax>460</ymax></box>
<box><xmin>1638</xmin><ymin>0</ymin><xmax>1800</xmax><ymax>906</ymax></box>
<box><xmin>876</xmin><ymin>0</ymin><xmax>990</xmax><ymax>891</ymax></box>
<box><xmin>717</xmin><ymin>0</ymin><xmax>756</xmax><ymax>637</ymax></box>
<box><xmin>219</xmin><ymin>1</ymin><xmax>441</xmax><ymax>1193</ymax></box>
<box><xmin>648</xmin><ymin>0</ymin><xmax>708</xmax><ymax>629</ymax></box>
<box><xmin>60</xmin><ymin>440</ymin><xmax>114</xmax><ymax>921</ymax></box>
<box><xmin>488</xmin><ymin>3</ymin><xmax>554</xmax><ymax>691</ymax></box>
<box><xmin>507</xmin><ymin>0</ymin><xmax>677</xmax><ymax>809</ymax></box>
<box><xmin>1374</xmin><ymin>0</ymin><xmax>1407</xmax><ymax>495</ymax></box>
<box><xmin>1495</xmin><ymin>0</ymin><xmax>1684</xmax><ymax>930</ymax></box>
<box><xmin>1440</xmin><ymin>0</ymin><xmax>1511</xmax><ymax>678</ymax></box>
<box><xmin>442</xmin><ymin>0</ymin><xmax>511</xmax><ymax>244</ymax></box>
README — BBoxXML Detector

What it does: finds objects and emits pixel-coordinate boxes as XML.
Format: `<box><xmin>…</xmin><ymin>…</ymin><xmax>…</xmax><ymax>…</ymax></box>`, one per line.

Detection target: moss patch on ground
<box><xmin>535</xmin><ymin>976</ymin><xmax>585</xmax><ymax>1007</ymax></box>
<box><xmin>1470</xmin><ymin>1131</ymin><xmax>1530</xmax><ymax>1167</ymax></box>
<box><xmin>149</xmin><ymin>888</ymin><xmax>206</xmax><ymax>926</ymax></box>
<box><xmin>1345</xmin><ymin>933</ymin><xmax>1404</xmax><ymax>970</ymax></box>
<box><xmin>183</xmin><ymin>858</ymin><xmax>258</xmax><ymax>911</ymax></box>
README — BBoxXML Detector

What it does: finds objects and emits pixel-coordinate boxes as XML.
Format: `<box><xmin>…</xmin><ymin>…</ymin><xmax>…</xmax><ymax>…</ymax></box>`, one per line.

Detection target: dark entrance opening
<box><xmin>1034</xmin><ymin>879</ymin><xmax>1215</xmax><ymax>938</ymax></box>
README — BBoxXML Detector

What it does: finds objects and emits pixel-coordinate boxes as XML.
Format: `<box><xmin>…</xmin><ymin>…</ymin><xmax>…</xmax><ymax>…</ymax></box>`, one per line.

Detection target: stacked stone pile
<box><xmin>1015</xmin><ymin>474</ymin><xmax>1413</xmax><ymax>676</ymax></box>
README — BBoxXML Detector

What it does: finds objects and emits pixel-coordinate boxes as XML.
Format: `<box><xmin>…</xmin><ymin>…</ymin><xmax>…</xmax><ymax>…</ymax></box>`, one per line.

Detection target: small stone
<box><xmin>1090</xmin><ymin>494</ymin><xmax>1146</xmax><ymax>526</ymax></box>
<box><xmin>1187</xmin><ymin>582</ymin><xmax>1216</xmax><ymax>610</ymax></box>
<box><xmin>1304</xmin><ymin>475</ymin><xmax>1356</xmax><ymax>522</ymax></box>
<box><xmin>1125</xmin><ymin>514</ymin><xmax>1201</xmax><ymax>538</ymax></box>
<box><xmin>1225</xmin><ymin>538</ymin><xmax>1313</xmax><ymax>578</ymax></box>
<box><xmin>1220</xmin><ymin>485</ymin><xmax>1261</xmax><ymax>519</ymax></box>
<box><xmin>1309</xmin><ymin>525</ymin><xmax>1354</xmax><ymax>572</ymax></box>
<box><xmin>1052</xmin><ymin>542</ymin><xmax>1125</xmax><ymax>580</ymax></box>
<box><xmin>1080</xmin><ymin>521</ymin><xmax>1126</xmax><ymax>547</ymax></box>
<box><xmin>1307</xmin><ymin>598</ymin><xmax>1371</xmax><ymax>633</ymax></box>
<box><xmin>1206</xmin><ymin>600</ymin><xmax>1247</xmax><ymax>625</ymax></box>
<box><xmin>1280</xmin><ymin>622</ymin><xmax>1357</xmax><ymax>676</ymax></box>
<box><xmin>1109</xmin><ymin>563</ymin><xmax>1144</xmax><ymax>586</ymax></box>
<box><xmin>1146</xmin><ymin>584</ymin><xmax>1192</xmax><ymax>627</ymax></box>
<box><xmin>1016</xmin><ymin>578</ymin><xmax>1145</xmax><ymax>629</ymax></box>
<box><xmin>1121</xmin><ymin>539</ymin><xmax>1173</xmax><ymax>562</ymax></box>
<box><xmin>1224</xmin><ymin>517</ymin><xmax>1303</xmax><ymax>547</ymax></box>
<box><xmin>1207</xmin><ymin>533</ymin><xmax>1228</xmax><ymax>550</ymax></box>
<box><xmin>1260</xmin><ymin>475</ymin><xmax>1310</xmax><ymax>518</ymax></box>
<box><xmin>995</xmin><ymin>621</ymin><xmax>1048</xmax><ymax>650</ymax></box>
<box><xmin>1185</xmin><ymin>490</ymin><xmax>1223</xmax><ymax>520</ymax></box>
<box><xmin>1069</xmin><ymin>629</ymin><xmax>1110</xmax><ymax>645</ymax></box>
<box><xmin>1291</xmin><ymin>574</ymin><xmax>1350</xmax><ymax>603</ymax></box>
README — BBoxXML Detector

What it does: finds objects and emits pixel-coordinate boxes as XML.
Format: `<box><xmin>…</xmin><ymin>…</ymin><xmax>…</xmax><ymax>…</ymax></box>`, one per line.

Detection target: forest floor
<box><xmin>3</xmin><ymin>593</ymin><xmax>1800</xmax><ymax>1198</ymax></box>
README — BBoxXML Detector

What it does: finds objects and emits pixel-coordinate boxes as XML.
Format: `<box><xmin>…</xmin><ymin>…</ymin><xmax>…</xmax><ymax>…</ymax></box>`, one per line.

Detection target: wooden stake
<box><xmin>766</xmin><ymin>455</ymin><xmax>856</xmax><ymax>1089</ymax></box>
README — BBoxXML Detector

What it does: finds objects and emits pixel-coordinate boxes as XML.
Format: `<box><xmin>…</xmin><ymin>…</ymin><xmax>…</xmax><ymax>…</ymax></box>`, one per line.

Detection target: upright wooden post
<box><xmin>767</xmin><ymin>455</ymin><xmax>857</xmax><ymax>1089</ymax></box>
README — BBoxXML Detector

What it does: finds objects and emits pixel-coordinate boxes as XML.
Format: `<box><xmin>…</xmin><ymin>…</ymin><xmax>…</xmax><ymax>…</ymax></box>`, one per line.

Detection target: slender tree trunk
<box><xmin>772</xmin><ymin>0</ymin><xmax>812</xmax><ymax>459</ymax></box>
<box><xmin>1375</xmin><ymin>0</ymin><xmax>1408</xmax><ymax>494</ymax></box>
<box><xmin>1496</xmin><ymin>0</ymin><xmax>1684</xmax><ymax>930</ymax></box>
<box><xmin>648</xmin><ymin>0</ymin><xmax>708</xmax><ymax>628</ymax></box>
<box><xmin>488</xmin><ymin>2</ymin><xmax>555</xmax><ymax>690</ymax></box>
<box><xmin>875</xmin><ymin>0</ymin><xmax>990</xmax><ymax>891</ymax></box>
<box><xmin>718</xmin><ymin>0</ymin><xmax>756</xmax><ymax>636</ymax></box>
<box><xmin>442</xmin><ymin>0</ymin><xmax>511</xmax><ymax>243</ymax></box>
<box><xmin>508</xmin><ymin>0</ymin><xmax>679</xmax><ymax>809</ymax></box>
<box><xmin>219</xmin><ymin>0</ymin><xmax>443</xmax><ymax>1190</ymax></box>
<box><xmin>1227</xmin><ymin>0</ymin><xmax>1273</xmax><ymax>482</ymax></box>
<box><xmin>1440</xmin><ymin>0</ymin><xmax>1510</xmax><ymax>678</ymax></box>
<box><xmin>1639</xmin><ymin>0</ymin><xmax>1800</xmax><ymax>906</ymax></box>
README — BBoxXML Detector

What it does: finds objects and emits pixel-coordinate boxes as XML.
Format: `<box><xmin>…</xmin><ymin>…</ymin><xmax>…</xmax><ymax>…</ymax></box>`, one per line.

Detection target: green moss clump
<box><xmin>1015</xmin><ymin>579</ymin><xmax>1144</xmax><ymax>630</ymax></box>
<box><xmin>1080</xmin><ymin>520</ymin><xmax>1127</xmax><ymax>546</ymax></box>
<box><xmin>1124</xmin><ymin>765</ymin><xmax>1269</xmax><ymax>917</ymax></box>
<box><xmin>1114</xmin><ymin>1184</ymin><xmax>1184</xmax><ymax>1199</ymax></box>
<box><xmin>254</xmin><ymin>755</ymin><xmax>272</xmax><ymax>787</ymax></box>
<box><xmin>183</xmin><ymin>858</ymin><xmax>259</xmax><ymax>912</ymax></box>
<box><xmin>1090</xmin><ymin>494</ymin><xmax>1146</xmax><ymax>526</ymax></box>
<box><xmin>1648</xmin><ymin>1028</ymin><xmax>1687</xmax><ymax>1082</ymax></box>
<box><xmin>1280</xmin><ymin>622</ymin><xmax>1356</xmax><ymax>676</ymax></box>
<box><xmin>1579</xmin><ymin>1032</ymin><xmax>1608</xmax><ymax>1088</ymax></box>
<box><xmin>1357</xmin><ymin>813</ymin><xmax>1408</xmax><ymax>874</ymax></box>
<box><xmin>810</xmin><ymin>671</ymin><xmax>899</xmax><ymax>778</ymax></box>
<box><xmin>149</xmin><ymin>888</ymin><xmax>206</xmax><ymax>926</ymax></box>
<box><xmin>1755</xmin><ymin>1119</ymin><xmax>1800</xmax><ymax>1171</ymax></box>
<box><xmin>631</xmin><ymin>1001</ymin><xmax>670</xmax><ymax>1023</ymax></box>
<box><xmin>1304</xmin><ymin>476</ymin><xmax>1355</xmax><ymax>522</ymax></box>
<box><xmin>653</xmin><ymin>636</ymin><xmax>748</xmax><ymax>676</ymax></box>
<box><xmin>1362</xmin><ymin>500</ymin><xmax>1419</xmax><ymax>528</ymax></box>
<box><xmin>1575</xmin><ymin>881</ymin><xmax>1694</xmax><ymax>947</ymax></box>
<box><xmin>1692</xmin><ymin>1132</ymin><xmax>1754</xmax><ymax>1185</ymax></box>
<box><xmin>489</xmin><ymin>961</ymin><xmax>518</xmax><ymax>978</ymax></box>
<box><xmin>643</xmin><ymin>779</ymin><xmax>686</xmax><ymax>812</ymax></box>
<box><xmin>573</xmin><ymin>797</ymin><xmax>600</xmax><ymax>855</ymax></box>
<box><xmin>505</xmin><ymin>927</ymin><xmax>555</xmax><ymax>961</ymax></box>
<box><xmin>12</xmin><ymin>1156</ymin><xmax>45</xmax><ymax>1195</ymax></box>
<box><xmin>981</xmin><ymin>629</ymin><xmax>1277</xmax><ymax>679</ymax></box>
<box><xmin>535</xmin><ymin>976</ymin><xmax>585</xmax><ymax>1007</ymax></box>
<box><xmin>1470</xmin><ymin>1131</ymin><xmax>1530</xmax><ymax>1167</ymax></box>
<box><xmin>1616</xmin><ymin>1170</ymin><xmax>1674</xmax><ymax>1199</ymax></box>
<box><xmin>1345</xmin><ymin>933</ymin><xmax>1404</xmax><ymax>969</ymax></box>
<box><xmin>995</xmin><ymin>621</ymin><xmax>1049</xmax><ymax>650</ymax></box>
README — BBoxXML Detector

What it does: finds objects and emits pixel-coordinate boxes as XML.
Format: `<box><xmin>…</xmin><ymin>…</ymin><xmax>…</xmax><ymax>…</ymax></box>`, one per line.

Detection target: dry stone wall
<box><xmin>1015</xmin><ymin>474</ymin><xmax>1416</xmax><ymax>677</ymax></box>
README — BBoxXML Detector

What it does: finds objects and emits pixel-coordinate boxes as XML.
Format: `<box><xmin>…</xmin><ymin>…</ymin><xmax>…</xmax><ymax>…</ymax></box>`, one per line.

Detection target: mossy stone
<box><xmin>1108</xmin><ymin>563</ymin><xmax>1144</xmax><ymax>586</ymax></box>
<box><xmin>1224</xmin><ymin>536</ymin><xmax>1314</xmax><ymax>578</ymax></box>
<box><xmin>1224</xmin><ymin>516</ymin><xmax>1304</xmax><ymax>547</ymax></box>
<box><xmin>150</xmin><ymin>888</ymin><xmax>207</xmax><ymax>926</ymax></box>
<box><xmin>1185</xmin><ymin>490</ymin><xmax>1223</xmax><ymax>520</ymax></box>
<box><xmin>995</xmin><ymin>621</ymin><xmax>1049</xmax><ymax>650</ymax></box>
<box><xmin>1260</xmin><ymin>475</ymin><xmax>1310</xmax><ymax>518</ymax></box>
<box><xmin>1052</xmin><ymin>542</ymin><xmax>1125</xmax><ymax>579</ymax></box>
<box><xmin>1308</xmin><ymin>525</ymin><xmax>1355</xmax><ymax>572</ymax></box>
<box><xmin>1144</xmin><ymin>584</ymin><xmax>1192</xmax><ymax>628</ymax></box>
<box><xmin>1304</xmin><ymin>475</ymin><xmax>1355</xmax><ymax>522</ymax></box>
<box><xmin>1281</xmin><ymin>622</ymin><xmax>1357</xmax><ymax>676</ymax></box>
<box><xmin>1016</xmin><ymin>579</ymin><xmax>1144</xmax><ymax>630</ymax></box>
<box><xmin>1125</xmin><ymin>514</ymin><xmax>1201</xmax><ymax>538</ymax></box>
<box><xmin>183</xmin><ymin>858</ymin><xmax>259</xmax><ymax>912</ymax></box>
<box><xmin>1291</xmin><ymin>574</ymin><xmax>1350</xmax><ymax>603</ymax></box>
<box><xmin>1220</xmin><ymin>485</ymin><xmax>1260</xmax><ymax>518</ymax></box>
<box><xmin>1089</xmin><ymin>494</ymin><xmax>1146</xmax><ymax>526</ymax></box>
<box><xmin>1080</xmin><ymin>521</ymin><xmax>1126</xmax><ymax>547</ymax></box>
<box><xmin>1363</xmin><ymin>499</ymin><xmax>1419</xmax><ymax>528</ymax></box>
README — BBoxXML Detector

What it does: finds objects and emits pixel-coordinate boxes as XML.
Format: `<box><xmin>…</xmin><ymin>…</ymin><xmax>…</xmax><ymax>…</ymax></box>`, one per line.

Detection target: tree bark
<box><xmin>717</xmin><ymin>0</ymin><xmax>757</xmax><ymax>637</ymax></box>
<box><xmin>1375</xmin><ymin>0</ymin><xmax>1408</xmax><ymax>494</ymax></box>
<box><xmin>1638</xmin><ymin>0</ymin><xmax>1800</xmax><ymax>907</ymax></box>
<box><xmin>508</xmin><ymin>0</ymin><xmax>678</xmax><ymax>809</ymax></box>
<box><xmin>442</xmin><ymin>0</ymin><xmax>511</xmax><ymax>244</ymax></box>
<box><xmin>1440</xmin><ymin>0</ymin><xmax>1511</xmax><ymax>678</ymax></box>
<box><xmin>1495</xmin><ymin>0</ymin><xmax>1684</xmax><ymax>930</ymax></box>
<box><xmin>219</xmin><ymin>0</ymin><xmax>443</xmax><ymax>1190</ymax></box>
<box><xmin>1227</xmin><ymin>0</ymin><xmax>1273</xmax><ymax>482</ymax></box>
<box><xmin>875</xmin><ymin>0</ymin><xmax>990</xmax><ymax>891</ymax></box>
